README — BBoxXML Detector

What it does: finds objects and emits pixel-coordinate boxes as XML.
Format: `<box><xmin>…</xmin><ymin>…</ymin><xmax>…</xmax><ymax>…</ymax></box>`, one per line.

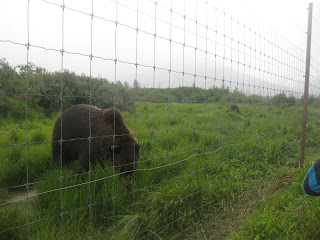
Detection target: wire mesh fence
<box><xmin>0</xmin><ymin>0</ymin><xmax>319</xmax><ymax>239</ymax></box>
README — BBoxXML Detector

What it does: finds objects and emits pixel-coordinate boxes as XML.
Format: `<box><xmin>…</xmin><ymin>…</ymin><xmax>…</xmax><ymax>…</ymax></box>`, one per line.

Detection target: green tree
<box><xmin>270</xmin><ymin>93</ymin><xmax>287</xmax><ymax>107</ymax></box>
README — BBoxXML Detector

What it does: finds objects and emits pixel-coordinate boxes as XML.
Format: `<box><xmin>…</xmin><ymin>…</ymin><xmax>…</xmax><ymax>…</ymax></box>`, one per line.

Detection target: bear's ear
<box><xmin>103</xmin><ymin>107</ymin><xmax>124</xmax><ymax>127</ymax></box>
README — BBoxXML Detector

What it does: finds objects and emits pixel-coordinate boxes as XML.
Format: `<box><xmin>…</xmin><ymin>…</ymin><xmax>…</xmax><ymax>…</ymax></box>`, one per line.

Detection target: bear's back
<box><xmin>52</xmin><ymin>104</ymin><xmax>102</xmax><ymax>141</ymax></box>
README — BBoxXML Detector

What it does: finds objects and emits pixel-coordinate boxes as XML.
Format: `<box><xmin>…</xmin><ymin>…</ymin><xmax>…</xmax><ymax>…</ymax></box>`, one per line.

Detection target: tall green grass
<box><xmin>230</xmin><ymin>159</ymin><xmax>320</xmax><ymax>240</ymax></box>
<box><xmin>0</xmin><ymin>121</ymin><xmax>54</xmax><ymax>189</ymax></box>
<box><xmin>1</xmin><ymin>101</ymin><xmax>317</xmax><ymax>239</ymax></box>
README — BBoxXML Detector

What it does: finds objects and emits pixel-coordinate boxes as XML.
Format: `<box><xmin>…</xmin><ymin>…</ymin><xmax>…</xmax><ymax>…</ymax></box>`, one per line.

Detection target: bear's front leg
<box><xmin>75</xmin><ymin>146</ymin><xmax>90</xmax><ymax>174</ymax></box>
<box><xmin>75</xmin><ymin>144</ymin><xmax>99</xmax><ymax>174</ymax></box>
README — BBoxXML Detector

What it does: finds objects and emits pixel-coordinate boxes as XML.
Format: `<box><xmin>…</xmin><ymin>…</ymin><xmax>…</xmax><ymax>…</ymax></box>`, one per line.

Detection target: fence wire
<box><xmin>0</xmin><ymin>0</ymin><xmax>319</xmax><ymax>239</ymax></box>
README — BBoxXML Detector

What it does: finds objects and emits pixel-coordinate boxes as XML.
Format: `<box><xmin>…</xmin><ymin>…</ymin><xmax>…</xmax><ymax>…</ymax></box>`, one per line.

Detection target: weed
<box><xmin>9</xmin><ymin>130</ymin><xmax>21</xmax><ymax>143</ymax></box>
<box><xmin>0</xmin><ymin>205</ymin><xmax>28</xmax><ymax>240</ymax></box>
<box><xmin>30</xmin><ymin>130</ymin><xmax>46</xmax><ymax>143</ymax></box>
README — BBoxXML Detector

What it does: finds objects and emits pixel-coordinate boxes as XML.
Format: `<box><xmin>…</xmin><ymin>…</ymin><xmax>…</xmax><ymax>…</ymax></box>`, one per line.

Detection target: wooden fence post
<box><xmin>299</xmin><ymin>2</ymin><xmax>313</xmax><ymax>168</ymax></box>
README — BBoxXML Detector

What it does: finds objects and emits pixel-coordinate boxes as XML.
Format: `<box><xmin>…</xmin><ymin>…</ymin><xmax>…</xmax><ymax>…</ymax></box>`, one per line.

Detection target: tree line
<box><xmin>0</xmin><ymin>58</ymin><xmax>313</xmax><ymax>119</ymax></box>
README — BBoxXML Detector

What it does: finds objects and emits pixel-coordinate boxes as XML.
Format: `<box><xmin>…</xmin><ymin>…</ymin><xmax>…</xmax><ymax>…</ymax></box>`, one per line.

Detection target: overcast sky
<box><xmin>0</xmin><ymin>0</ymin><xmax>319</xmax><ymax>95</ymax></box>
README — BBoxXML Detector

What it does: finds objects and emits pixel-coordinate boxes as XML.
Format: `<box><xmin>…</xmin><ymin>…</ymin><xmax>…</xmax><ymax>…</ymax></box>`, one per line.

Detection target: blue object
<box><xmin>303</xmin><ymin>159</ymin><xmax>320</xmax><ymax>196</ymax></box>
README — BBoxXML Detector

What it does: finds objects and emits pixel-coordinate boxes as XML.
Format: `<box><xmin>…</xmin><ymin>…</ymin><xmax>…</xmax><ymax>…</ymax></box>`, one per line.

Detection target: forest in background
<box><xmin>1</xmin><ymin>58</ymin><xmax>313</xmax><ymax>119</ymax></box>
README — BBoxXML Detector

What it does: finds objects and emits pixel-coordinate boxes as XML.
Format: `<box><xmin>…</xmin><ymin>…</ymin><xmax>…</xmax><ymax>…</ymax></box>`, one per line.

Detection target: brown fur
<box><xmin>52</xmin><ymin>104</ymin><xmax>140</xmax><ymax>176</ymax></box>
<box><xmin>230</xmin><ymin>104</ymin><xmax>240</xmax><ymax>114</ymax></box>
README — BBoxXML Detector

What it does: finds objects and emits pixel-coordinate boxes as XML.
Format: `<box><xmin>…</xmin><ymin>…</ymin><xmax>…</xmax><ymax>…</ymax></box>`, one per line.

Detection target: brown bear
<box><xmin>230</xmin><ymin>104</ymin><xmax>240</xmax><ymax>114</ymax></box>
<box><xmin>52</xmin><ymin>104</ymin><xmax>140</xmax><ymax>180</ymax></box>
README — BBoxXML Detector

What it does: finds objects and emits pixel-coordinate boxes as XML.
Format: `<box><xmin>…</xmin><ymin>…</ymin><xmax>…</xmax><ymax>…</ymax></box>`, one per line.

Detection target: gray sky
<box><xmin>0</xmin><ymin>0</ymin><xmax>319</xmax><ymax>96</ymax></box>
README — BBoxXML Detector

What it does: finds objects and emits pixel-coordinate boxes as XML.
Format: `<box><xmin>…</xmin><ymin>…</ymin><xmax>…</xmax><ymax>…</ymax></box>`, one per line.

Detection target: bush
<box><xmin>0</xmin><ymin>95</ymin><xmax>25</xmax><ymax>120</ymax></box>
<box><xmin>270</xmin><ymin>93</ymin><xmax>287</xmax><ymax>107</ymax></box>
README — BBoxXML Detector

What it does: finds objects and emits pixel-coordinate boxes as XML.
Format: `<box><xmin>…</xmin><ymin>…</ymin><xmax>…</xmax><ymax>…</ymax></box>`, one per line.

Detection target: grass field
<box><xmin>1</xmin><ymin>100</ymin><xmax>320</xmax><ymax>239</ymax></box>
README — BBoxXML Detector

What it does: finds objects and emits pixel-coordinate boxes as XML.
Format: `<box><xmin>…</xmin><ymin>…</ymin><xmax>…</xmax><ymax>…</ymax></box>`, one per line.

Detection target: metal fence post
<box><xmin>299</xmin><ymin>2</ymin><xmax>313</xmax><ymax>168</ymax></box>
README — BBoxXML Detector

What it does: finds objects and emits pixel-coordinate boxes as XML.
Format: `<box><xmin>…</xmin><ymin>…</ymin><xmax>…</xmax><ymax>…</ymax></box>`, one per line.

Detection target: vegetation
<box><xmin>1</xmin><ymin>59</ymin><xmax>320</xmax><ymax>239</ymax></box>
<box><xmin>0</xmin><ymin>58</ymin><xmax>311</xmax><ymax>115</ymax></box>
